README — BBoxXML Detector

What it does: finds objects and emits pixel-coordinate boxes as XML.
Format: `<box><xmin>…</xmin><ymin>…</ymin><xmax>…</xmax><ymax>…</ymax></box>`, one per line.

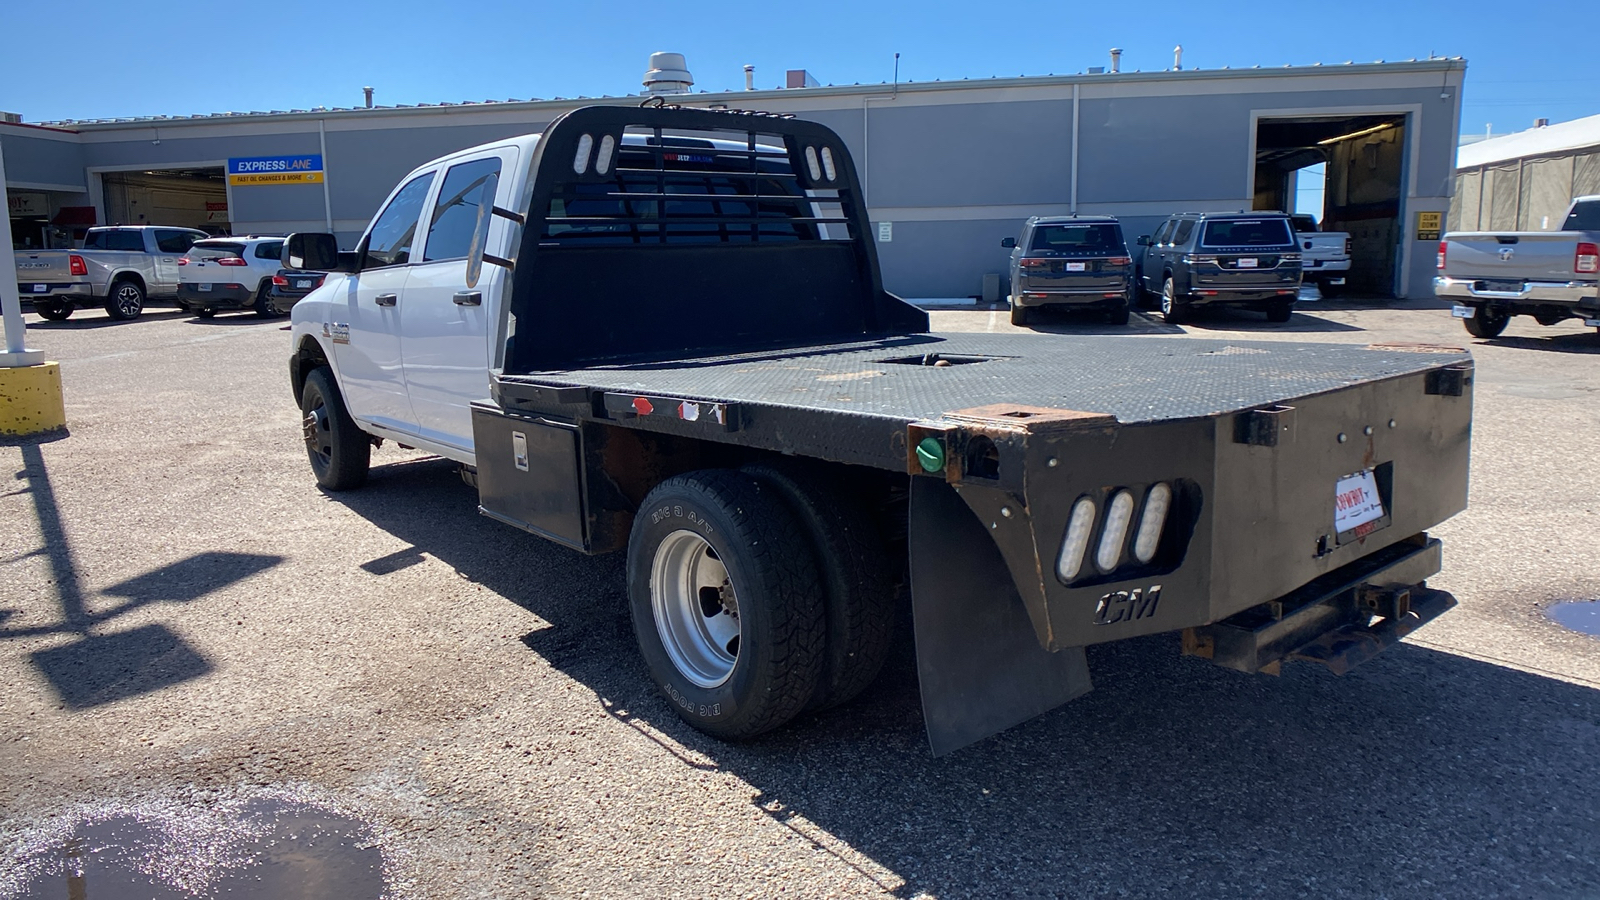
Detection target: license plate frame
<box><xmin>1236</xmin><ymin>258</ymin><xmax>1259</xmax><ymax>269</ymax></box>
<box><xmin>1065</xmin><ymin>262</ymin><xmax>1086</xmax><ymax>272</ymax></box>
<box><xmin>1334</xmin><ymin>468</ymin><xmax>1390</xmax><ymax>544</ymax></box>
<box><xmin>31</xmin><ymin>283</ymin><xmax>47</xmax><ymax>294</ymax></box>
<box><xmin>1450</xmin><ymin>305</ymin><xmax>1473</xmax><ymax>318</ymax></box>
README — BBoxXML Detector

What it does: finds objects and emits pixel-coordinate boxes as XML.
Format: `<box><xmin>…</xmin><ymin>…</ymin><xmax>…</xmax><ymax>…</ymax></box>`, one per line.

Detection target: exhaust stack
<box><xmin>362</xmin><ymin>86</ymin><xmax>374</xmax><ymax>108</ymax></box>
<box><xmin>1109</xmin><ymin>48</ymin><xmax>1122</xmax><ymax>73</ymax></box>
<box><xmin>744</xmin><ymin>65</ymin><xmax>754</xmax><ymax>91</ymax></box>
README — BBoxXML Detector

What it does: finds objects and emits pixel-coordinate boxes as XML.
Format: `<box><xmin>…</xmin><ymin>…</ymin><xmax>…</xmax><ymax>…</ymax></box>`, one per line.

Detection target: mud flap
<box><xmin>910</xmin><ymin>478</ymin><xmax>1092</xmax><ymax>756</ymax></box>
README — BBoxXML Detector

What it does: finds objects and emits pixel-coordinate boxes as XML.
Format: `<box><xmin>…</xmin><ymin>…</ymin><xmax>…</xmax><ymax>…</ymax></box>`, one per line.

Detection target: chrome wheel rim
<box><xmin>1161</xmin><ymin>282</ymin><xmax>1174</xmax><ymax>315</ymax></box>
<box><xmin>651</xmin><ymin>529</ymin><xmax>741</xmax><ymax>688</ymax></box>
<box><xmin>114</xmin><ymin>284</ymin><xmax>141</xmax><ymax>316</ymax></box>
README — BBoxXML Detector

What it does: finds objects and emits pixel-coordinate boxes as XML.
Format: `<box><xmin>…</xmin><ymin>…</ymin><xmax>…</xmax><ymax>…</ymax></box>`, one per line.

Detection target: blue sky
<box><xmin>0</xmin><ymin>1</ymin><xmax>1578</xmax><ymax>137</ymax></box>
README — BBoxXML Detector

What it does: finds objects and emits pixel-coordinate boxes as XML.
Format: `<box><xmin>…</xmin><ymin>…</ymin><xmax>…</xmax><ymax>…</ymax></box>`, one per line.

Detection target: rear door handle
<box><xmin>374</xmin><ymin>293</ymin><xmax>397</xmax><ymax>307</ymax></box>
<box><xmin>452</xmin><ymin>290</ymin><xmax>482</xmax><ymax>307</ymax></box>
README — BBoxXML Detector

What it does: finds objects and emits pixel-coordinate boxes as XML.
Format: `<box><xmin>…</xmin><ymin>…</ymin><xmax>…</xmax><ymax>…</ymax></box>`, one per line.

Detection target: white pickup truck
<box><xmin>14</xmin><ymin>225</ymin><xmax>208</xmax><ymax>321</ymax></box>
<box><xmin>1289</xmin><ymin>214</ymin><xmax>1352</xmax><ymax>296</ymax></box>
<box><xmin>1436</xmin><ymin>196</ymin><xmax>1600</xmax><ymax>338</ymax></box>
<box><xmin>283</xmin><ymin>106</ymin><xmax>1473</xmax><ymax>755</ymax></box>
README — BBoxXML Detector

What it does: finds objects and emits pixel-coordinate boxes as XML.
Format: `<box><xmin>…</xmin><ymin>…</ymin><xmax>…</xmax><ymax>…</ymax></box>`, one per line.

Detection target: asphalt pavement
<box><xmin>1</xmin><ymin>298</ymin><xmax>1597</xmax><ymax>899</ymax></box>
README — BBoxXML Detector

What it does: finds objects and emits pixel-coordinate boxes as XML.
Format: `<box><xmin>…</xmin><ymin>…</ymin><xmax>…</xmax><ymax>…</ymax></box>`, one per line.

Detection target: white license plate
<box><xmin>32</xmin><ymin>283</ymin><xmax>47</xmax><ymax>293</ymax></box>
<box><xmin>1236</xmin><ymin>258</ymin><xmax>1259</xmax><ymax>268</ymax></box>
<box><xmin>1334</xmin><ymin>469</ymin><xmax>1385</xmax><ymax>535</ymax></box>
<box><xmin>1450</xmin><ymin>305</ymin><xmax>1473</xmax><ymax>318</ymax></box>
<box><xmin>295</xmin><ymin>279</ymin><xmax>313</xmax><ymax>289</ymax></box>
<box><xmin>198</xmin><ymin>283</ymin><xmax>212</xmax><ymax>292</ymax></box>
<box><xmin>1065</xmin><ymin>262</ymin><xmax>1086</xmax><ymax>272</ymax></box>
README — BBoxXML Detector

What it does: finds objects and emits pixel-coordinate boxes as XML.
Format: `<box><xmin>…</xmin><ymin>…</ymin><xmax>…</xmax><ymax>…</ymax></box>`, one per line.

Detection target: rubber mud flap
<box><xmin>909</xmin><ymin>478</ymin><xmax>1092</xmax><ymax>756</ymax></box>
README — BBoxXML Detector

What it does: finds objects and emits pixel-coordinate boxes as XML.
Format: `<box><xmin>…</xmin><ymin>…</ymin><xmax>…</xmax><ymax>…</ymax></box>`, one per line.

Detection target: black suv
<box><xmin>1002</xmin><ymin>216</ymin><xmax>1132</xmax><ymax>326</ymax></box>
<box><xmin>1136</xmin><ymin>212</ymin><xmax>1302</xmax><ymax>323</ymax></box>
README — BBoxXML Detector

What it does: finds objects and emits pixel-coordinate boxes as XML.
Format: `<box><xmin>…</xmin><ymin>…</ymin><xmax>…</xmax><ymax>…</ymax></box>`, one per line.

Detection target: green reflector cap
<box><xmin>916</xmin><ymin>437</ymin><xmax>946</xmax><ymax>473</ymax></box>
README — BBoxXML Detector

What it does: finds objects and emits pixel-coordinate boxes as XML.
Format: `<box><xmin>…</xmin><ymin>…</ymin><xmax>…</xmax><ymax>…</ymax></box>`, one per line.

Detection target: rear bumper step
<box><xmin>1182</xmin><ymin>535</ymin><xmax>1454</xmax><ymax>676</ymax></box>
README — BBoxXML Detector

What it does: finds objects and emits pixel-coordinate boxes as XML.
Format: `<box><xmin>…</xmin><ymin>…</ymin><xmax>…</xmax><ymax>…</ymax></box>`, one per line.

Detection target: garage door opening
<box><xmin>1254</xmin><ymin>114</ymin><xmax>1407</xmax><ymax>296</ymax></box>
<box><xmin>101</xmin><ymin>168</ymin><xmax>229</xmax><ymax>234</ymax></box>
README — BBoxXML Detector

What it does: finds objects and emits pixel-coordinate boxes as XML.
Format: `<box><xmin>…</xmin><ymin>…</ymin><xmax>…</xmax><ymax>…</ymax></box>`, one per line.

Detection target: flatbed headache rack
<box><xmin>469</xmin><ymin>106</ymin><xmax>1473</xmax><ymax>754</ymax></box>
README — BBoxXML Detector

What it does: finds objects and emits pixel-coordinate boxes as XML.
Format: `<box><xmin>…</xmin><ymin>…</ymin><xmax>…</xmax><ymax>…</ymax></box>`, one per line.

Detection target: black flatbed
<box><xmin>498</xmin><ymin>332</ymin><xmax>1469</xmax><ymax>470</ymax></box>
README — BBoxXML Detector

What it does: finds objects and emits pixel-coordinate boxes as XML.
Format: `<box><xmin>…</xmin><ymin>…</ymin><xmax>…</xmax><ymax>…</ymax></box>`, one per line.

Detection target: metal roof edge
<box><xmin>34</xmin><ymin>58</ymin><xmax>1467</xmax><ymax>131</ymax></box>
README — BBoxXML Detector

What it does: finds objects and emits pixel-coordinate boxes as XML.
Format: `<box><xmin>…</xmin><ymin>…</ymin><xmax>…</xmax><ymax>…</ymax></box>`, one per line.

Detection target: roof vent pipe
<box><xmin>744</xmin><ymin>65</ymin><xmax>754</xmax><ymax>91</ymax></box>
<box><xmin>363</xmin><ymin>86</ymin><xmax>374</xmax><ymax>108</ymax></box>
<box><xmin>1173</xmin><ymin>45</ymin><xmax>1183</xmax><ymax>71</ymax></box>
<box><xmin>643</xmin><ymin>52</ymin><xmax>694</xmax><ymax>95</ymax></box>
<box><xmin>1535</xmin><ymin>117</ymin><xmax>1550</xmax><ymax>128</ymax></box>
<box><xmin>1109</xmin><ymin>48</ymin><xmax>1122</xmax><ymax>73</ymax></box>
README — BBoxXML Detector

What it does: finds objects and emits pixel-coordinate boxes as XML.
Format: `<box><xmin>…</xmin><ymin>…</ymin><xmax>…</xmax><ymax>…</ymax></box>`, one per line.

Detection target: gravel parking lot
<box><xmin>2</xmin><ymin>298</ymin><xmax>1598</xmax><ymax>899</ymax></box>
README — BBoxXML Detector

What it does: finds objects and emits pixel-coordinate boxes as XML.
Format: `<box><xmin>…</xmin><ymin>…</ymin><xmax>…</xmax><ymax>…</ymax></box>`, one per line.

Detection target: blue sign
<box><xmin>227</xmin><ymin>155</ymin><xmax>323</xmax><ymax>175</ymax></box>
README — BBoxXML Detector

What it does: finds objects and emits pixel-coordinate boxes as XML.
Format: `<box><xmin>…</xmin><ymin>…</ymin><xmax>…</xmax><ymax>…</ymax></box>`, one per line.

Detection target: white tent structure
<box><xmin>1451</xmin><ymin>114</ymin><xmax>1600</xmax><ymax>232</ymax></box>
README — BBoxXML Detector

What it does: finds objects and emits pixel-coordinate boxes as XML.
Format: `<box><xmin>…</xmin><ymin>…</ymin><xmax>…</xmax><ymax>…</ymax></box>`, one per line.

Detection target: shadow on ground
<box><xmin>335</xmin><ymin>457</ymin><xmax>1600</xmax><ymax>898</ymax></box>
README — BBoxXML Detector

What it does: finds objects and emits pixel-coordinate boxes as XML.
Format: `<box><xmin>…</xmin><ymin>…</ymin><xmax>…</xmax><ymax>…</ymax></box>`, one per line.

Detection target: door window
<box><xmin>85</xmin><ymin>230</ymin><xmax>145</xmax><ymax>251</ymax></box>
<box><xmin>363</xmin><ymin>174</ymin><xmax>434</xmax><ymax>268</ymax></box>
<box><xmin>422</xmin><ymin>157</ymin><xmax>503</xmax><ymax>262</ymax></box>
<box><xmin>1171</xmin><ymin>220</ymin><xmax>1195</xmax><ymax>246</ymax></box>
<box><xmin>1152</xmin><ymin>220</ymin><xmax>1176</xmax><ymax>245</ymax></box>
<box><xmin>154</xmin><ymin>230</ymin><xmax>200</xmax><ymax>253</ymax></box>
<box><xmin>253</xmin><ymin>241</ymin><xmax>284</xmax><ymax>261</ymax></box>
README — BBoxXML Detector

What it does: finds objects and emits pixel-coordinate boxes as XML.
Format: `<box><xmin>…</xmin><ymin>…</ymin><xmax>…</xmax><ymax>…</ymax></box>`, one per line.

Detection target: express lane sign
<box><xmin>227</xmin><ymin>155</ymin><xmax>324</xmax><ymax>186</ymax></box>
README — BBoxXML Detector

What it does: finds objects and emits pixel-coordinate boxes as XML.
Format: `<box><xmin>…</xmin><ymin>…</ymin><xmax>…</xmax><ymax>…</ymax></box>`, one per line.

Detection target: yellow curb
<box><xmin>0</xmin><ymin>361</ymin><xmax>67</xmax><ymax>436</ymax></box>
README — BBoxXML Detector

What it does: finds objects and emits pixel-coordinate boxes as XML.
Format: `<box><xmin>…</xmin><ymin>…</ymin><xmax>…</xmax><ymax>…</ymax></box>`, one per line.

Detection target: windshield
<box><xmin>1201</xmin><ymin>218</ymin><xmax>1293</xmax><ymax>248</ymax></box>
<box><xmin>1029</xmin><ymin>223</ymin><xmax>1123</xmax><ymax>253</ymax></box>
<box><xmin>187</xmin><ymin>242</ymin><xmax>245</xmax><ymax>260</ymax></box>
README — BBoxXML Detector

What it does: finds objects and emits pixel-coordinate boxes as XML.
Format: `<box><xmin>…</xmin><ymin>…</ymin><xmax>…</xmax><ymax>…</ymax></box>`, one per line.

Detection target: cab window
<box><xmin>1171</xmin><ymin>220</ymin><xmax>1196</xmax><ymax>245</ymax></box>
<box><xmin>1152</xmin><ymin>220</ymin><xmax>1176</xmax><ymax>245</ymax></box>
<box><xmin>154</xmin><ymin>230</ymin><xmax>200</xmax><ymax>253</ymax></box>
<box><xmin>423</xmin><ymin>157</ymin><xmax>503</xmax><ymax>262</ymax></box>
<box><xmin>363</xmin><ymin>174</ymin><xmax>434</xmax><ymax>268</ymax></box>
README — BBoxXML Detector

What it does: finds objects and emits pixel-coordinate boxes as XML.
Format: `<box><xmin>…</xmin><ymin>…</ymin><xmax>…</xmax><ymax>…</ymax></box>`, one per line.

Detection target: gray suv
<box><xmin>1002</xmin><ymin>216</ymin><xmax>1132</xmax><ymax>326</ymax></box>
<box><xmin>1136</xmin><ymin>212</ymin><xmax>1302</xmax><ymax>323</ymax></box>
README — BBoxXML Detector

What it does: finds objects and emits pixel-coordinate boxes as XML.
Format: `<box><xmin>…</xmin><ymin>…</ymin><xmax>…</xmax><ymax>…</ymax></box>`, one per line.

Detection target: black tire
<box><xmin>1266</xmin><ymin>301</ymin><xmax>1293</xmax><ymax>323</ymax></box>
<box><xmin>104</xmin><ymin>280</ymin><xmax>145</xmax><ymax>321</ymax></box>
<box><xmin>742</xmin><ymin>460</ymin><xmax>894</xmax><ymax>711</ymax></box>
<box><xmin>1106</xmin><ymin>299</ymin><xmax>1131</xmax><ymax>326</ymax></box>
<box><xmin>628</xmin><ymin>470</ymin><xmax>825</xmax><ymax>739</ymax></box>
<box><xmin>1010</xmin><ymin>302</ymin><xmax>1030</xmax><ymax>326</ymax></box>
<box><xmin>254</xmin><ymin>282</ymin><xmax>280</xmax><ymax>318</ymax></box>
<box><xmin>1159</xmin><ymin>277</ymin><xmax>1188</xmax><ymax>324</ymax></box>
<box><xmin>300</xmin><ymin>367</ymin><xmax>370</xmax><ymax>491</ymax></box>
<box><xmin>1463</xmin><ymin>306</ymin><xmax>1509</xmax><ymax>339</ymax></box>
<box><xmin>1317</xmin><ymin>278</ymin><xmax>1343</xmax><ymax>298</ymax></box>
<box><xmin>33</xmin><ymin>300</ymin><xmax>72</xmax><ymax>321</ymax></box>
<box><xmin>196</xmin><ymin>307</ymin><xmax>217</xmax><ymax>319</ymax></box>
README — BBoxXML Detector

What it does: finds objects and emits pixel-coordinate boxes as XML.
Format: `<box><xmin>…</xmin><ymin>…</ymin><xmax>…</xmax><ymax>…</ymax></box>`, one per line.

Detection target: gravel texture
<box><xmin>2</xmin><ymin>299</ymin><xmax>1597</xmax><ymax>899</ymax></box>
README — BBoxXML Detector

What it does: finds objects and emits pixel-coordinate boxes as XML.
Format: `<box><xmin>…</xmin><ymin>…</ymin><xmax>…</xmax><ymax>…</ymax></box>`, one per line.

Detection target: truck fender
<box><xmin>104</xmin><ymin>268</ymin><xmax>145</xmax><ymax>298</ymax></box>
<box><xmin>290</xmin><ymin>334</ymin><xmax>337</xmax><ymax>404</ymax></box>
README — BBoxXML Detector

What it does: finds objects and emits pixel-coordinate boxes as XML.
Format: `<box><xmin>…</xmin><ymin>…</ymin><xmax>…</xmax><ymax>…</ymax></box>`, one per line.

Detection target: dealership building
<box><xmin>3</xmin><ymin>55</ymin><xmax>1465</xmax><ymax>299</ymax></box>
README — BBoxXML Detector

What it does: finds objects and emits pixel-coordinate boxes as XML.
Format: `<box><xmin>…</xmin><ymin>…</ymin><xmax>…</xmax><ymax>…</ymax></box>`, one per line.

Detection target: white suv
<box><xmin>176</xmin><ymin>236</ymin><xmax>286</xmax><ymax>317</ymax></box>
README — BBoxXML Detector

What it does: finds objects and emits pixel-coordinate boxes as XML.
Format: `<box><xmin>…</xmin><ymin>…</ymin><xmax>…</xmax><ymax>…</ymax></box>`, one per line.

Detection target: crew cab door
<box><xmin>399</xmin><ymin>149</ymin><xmax>518</xmax><ymax>452</ymax></box>
<box><xmin>151</xmin><ymin>229</ymin><xmax>203</xmax><ymax>291</ymax></box>
<box><xmin>333</xmin><ymin>171</ymin><xmax>435</xmax><ymax>432</ymax></box>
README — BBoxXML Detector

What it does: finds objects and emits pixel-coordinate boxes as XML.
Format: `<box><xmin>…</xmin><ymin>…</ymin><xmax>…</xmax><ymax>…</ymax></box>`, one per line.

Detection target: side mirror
<box><xmin>1000</xmin><ymin>237</ymin><xmax>1017</xmax><ymax>249</ymax></box>
<box><xmin>1136</xmin><ymin>235</ymin><xmax>1152</xmax><ymax>246</ymax></box>
<box><xmin>284</xmin><ymin>233</ymin><xmax>351</xmax><ymax>272</ymax></box>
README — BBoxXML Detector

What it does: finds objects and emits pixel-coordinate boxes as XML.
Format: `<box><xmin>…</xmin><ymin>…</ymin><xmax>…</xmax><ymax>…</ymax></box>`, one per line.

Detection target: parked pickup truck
<box><xmin>1436</xmin><ymin>196</ymin><xmax>1600</xmax><ymax>338</ymax></box>
<box><xmin>1290</xmin><ymin>214</ymin><xmax>1353</xmax><ymax>296</ymax></box>
<box><xmin>15</xmin><ymin>225</ymin><xmax>208</xmax><ymax>321</ymax></box>
<box><xmin>285</xmin><ymin>106</ymin><xmax>1474</xmax><ymax>755</ymax></box>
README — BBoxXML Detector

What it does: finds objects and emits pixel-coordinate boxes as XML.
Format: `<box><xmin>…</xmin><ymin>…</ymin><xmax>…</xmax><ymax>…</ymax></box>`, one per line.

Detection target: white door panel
<box><xmin>332</xmin><ymin>267</ymin><xmax>414</xmax><ymax>429</ymax></box>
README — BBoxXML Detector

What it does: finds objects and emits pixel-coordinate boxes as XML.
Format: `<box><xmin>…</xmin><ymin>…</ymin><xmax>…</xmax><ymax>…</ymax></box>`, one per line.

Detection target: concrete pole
<box><xmin>0</xmin><ymin>136</ymin><xmax>46</xmax><ymax>364</ymax></box>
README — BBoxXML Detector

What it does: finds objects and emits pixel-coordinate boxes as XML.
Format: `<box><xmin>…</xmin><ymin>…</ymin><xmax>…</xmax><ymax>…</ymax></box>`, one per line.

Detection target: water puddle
<box><xmin>1547</xmin><ymin>600</ymin><xmax>1600</xmax><ymax>637</ymax></box>
<box><xmin>6</xmin><ymin>792</ymin><xmax>388</xmax><ymax>900</ymax></box>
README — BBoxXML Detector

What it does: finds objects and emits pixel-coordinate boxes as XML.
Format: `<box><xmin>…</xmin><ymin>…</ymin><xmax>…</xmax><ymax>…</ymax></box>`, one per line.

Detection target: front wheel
<box><xmin>629</xmin><ymin>471</ymin><xmax>825</xmax><ymax>739</ymax></box>
<box><xmin>300</xmin><ymin>367</ymin><xmax>370</xmax><ymax>490</ymax></box>
<box><xmin>33</xmin><ymin>300</ymin><xmax>72</xmax><ymax>321</ymax></box>
<box><xmin>1463</xmin><ymin>306</ymin><xmax>1509</xmax><ymax>339</ymax></box>
<box><xmin>104</xmin><ymin>280</ymin><xmax>145</xmax><ymax>321</ymax></box>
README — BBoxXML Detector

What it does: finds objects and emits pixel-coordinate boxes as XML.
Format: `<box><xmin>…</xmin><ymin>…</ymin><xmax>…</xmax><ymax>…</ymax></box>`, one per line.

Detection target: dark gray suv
<box><xmin>1136</xmin><ymin>212</ymin><xmax>1302</xmax><ymax>324</ymax></box>
<box><xmin>1002</xmin><ymin>216</ymin><xmax>1132</xmax><ymax>326</ymax></box>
